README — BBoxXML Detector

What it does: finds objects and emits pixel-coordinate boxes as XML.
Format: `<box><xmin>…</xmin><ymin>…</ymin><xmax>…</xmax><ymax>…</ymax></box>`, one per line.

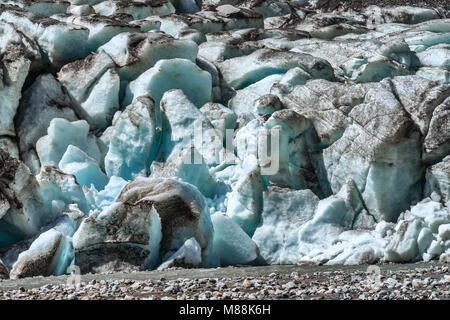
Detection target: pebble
<box><xmin>0</xmin><ymin>265</ymin><xmax>448</xmax><ymax>300</ymax></box>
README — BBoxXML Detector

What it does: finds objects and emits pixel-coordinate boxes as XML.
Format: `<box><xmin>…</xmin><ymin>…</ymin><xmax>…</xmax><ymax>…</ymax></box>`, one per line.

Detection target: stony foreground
<box><xmin>0</xmin><ymin>264</ymin><xmax>448</xmax><ymax>300</ymax></box>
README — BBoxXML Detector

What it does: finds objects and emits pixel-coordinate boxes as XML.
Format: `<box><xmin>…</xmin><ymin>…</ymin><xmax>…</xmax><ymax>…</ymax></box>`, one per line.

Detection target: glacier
<box><xmin>0</xmin><ymin>0</ymin><xmax>449</xmax><ymax>279</ymax></box>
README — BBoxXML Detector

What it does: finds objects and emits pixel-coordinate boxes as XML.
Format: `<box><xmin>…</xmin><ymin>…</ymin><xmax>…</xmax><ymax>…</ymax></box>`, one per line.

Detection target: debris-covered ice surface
<box><xmin>0</xmin><ymin>0</ymin><xmax>449</xmax><ymax>278</ymax></box>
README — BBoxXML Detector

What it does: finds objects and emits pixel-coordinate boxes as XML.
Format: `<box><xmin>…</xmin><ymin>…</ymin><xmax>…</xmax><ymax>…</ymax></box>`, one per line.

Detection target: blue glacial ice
<box><xmin>158</xmin><ymin>6</ymin><xmax>263</xmax><ymax>36</ymax></box>
<box><xmin>36</xmin><ymin>165</ymin><xmax>90</xmax><ymax>216</ymax></box>
<box><xmin>157</xmin><ymin>237</ymin><xmax>202</xmax><ymax>270</ymax></box>
<box><xmin>16</xmin><ymin>73</ymin><xmax>79</xmax><ymax>174</ymax></box>
<box><xmin>0</xmin><ymin>22</ymin><xmax>41</xmax><ymax>137</ymax></box>
<box><xmin>36</xmin><ymin>118</ymin><xmax>102</xmax><ymax>168</ymax></box>
<box><xmin>0</xmin><ymin>0</ymin><xmax>69</xmax><ymax>17</ymax></box>
<box><xmin>211</xmin><ymin>212</ymin><xmax>259</xmax><ymax>266</ymax></box>
<box><xmin>0</xmin><ymin>5</ymin><xmax>89</xmax><ymax>67</ymax></box>
<box><xmin>51</xmin><ymin>13</ymin><xmax>140</xmax><ymax>53</ymax></box>
<box><xmin>156</xmin><ymin>89</ymin><xmax>222</xmax><ymax>166</ymax></box>
<box><xmin>72</xmin><ymin>177</ymin><xmax>213</xmax><ymax>272</ymax></box>
<box><xmin>218</xmin><ymin>48</ymin><xmax>334</xmax><ymax>90</ymax></box>
<box><xmin>57</xmin><ymin>51</ymin><xmax>120</xmax><ymax>130</ymax></box>
<box><xmin>84</xmin><ymin>175</ymin><xmax>128</xmax><ymax>211</ymax></box>
<box><xmin>9</xmin><ymin>229</ymin><xmax>73</xmax><ymax>279</ymax></box>
<box><xmin>104</xmin><ymin>95</ymin><xmax>161</xmax><ymax>180</ymax></box>
<box><xmin>66</xmin><ymin>4</ymin><xmax>95</xmax><ymax>16</ymax></box>
<box><xmin>59</xmin><ymin>145</ymin><xmax>108</xmax><ymax>190</ymax></box>
<box><xmin>98</xmin><ymin>31</ymin><xmax>199</xmax><ymax>83</ymax></box>
<box><xmin>0</xmin><ymin>1</ymin><xmax>450</xmax><ymax>278</ymax></box>
<box><xmin>93</xmin><ymin>0</ymin><xmax>175</xmax><ymax>20</ymax></box>
<box><xmin>124</xmin><ymin>58</ymin><xmax>212</xmax><ymax>107</ymax></box>
<box><xmin>252</xmin><ymin>187</ymin><xmax>319</xmax><ymax>264</ymax></box>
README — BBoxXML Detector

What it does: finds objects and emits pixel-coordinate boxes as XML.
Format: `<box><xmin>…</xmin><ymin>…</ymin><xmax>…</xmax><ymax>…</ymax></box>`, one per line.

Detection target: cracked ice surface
<box><xmin>0</xmin><ymin>0</ymin><xmax>449</xmax><ymax>278</ymax></box>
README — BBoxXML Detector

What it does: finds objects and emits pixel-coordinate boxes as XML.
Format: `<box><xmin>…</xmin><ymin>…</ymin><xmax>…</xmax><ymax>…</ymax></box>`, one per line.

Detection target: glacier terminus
<box><xmin>0</xmin><ymin>0</ymin><xmax>449</xmax><ymax>281</ymax></box>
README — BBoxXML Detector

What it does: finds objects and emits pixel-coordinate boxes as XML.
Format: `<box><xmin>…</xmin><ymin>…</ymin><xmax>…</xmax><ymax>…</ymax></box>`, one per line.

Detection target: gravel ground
<box><xmin>0</xmin><ymin>263</ymin><xmax>448</xmax><ymax>300</ymax></box>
